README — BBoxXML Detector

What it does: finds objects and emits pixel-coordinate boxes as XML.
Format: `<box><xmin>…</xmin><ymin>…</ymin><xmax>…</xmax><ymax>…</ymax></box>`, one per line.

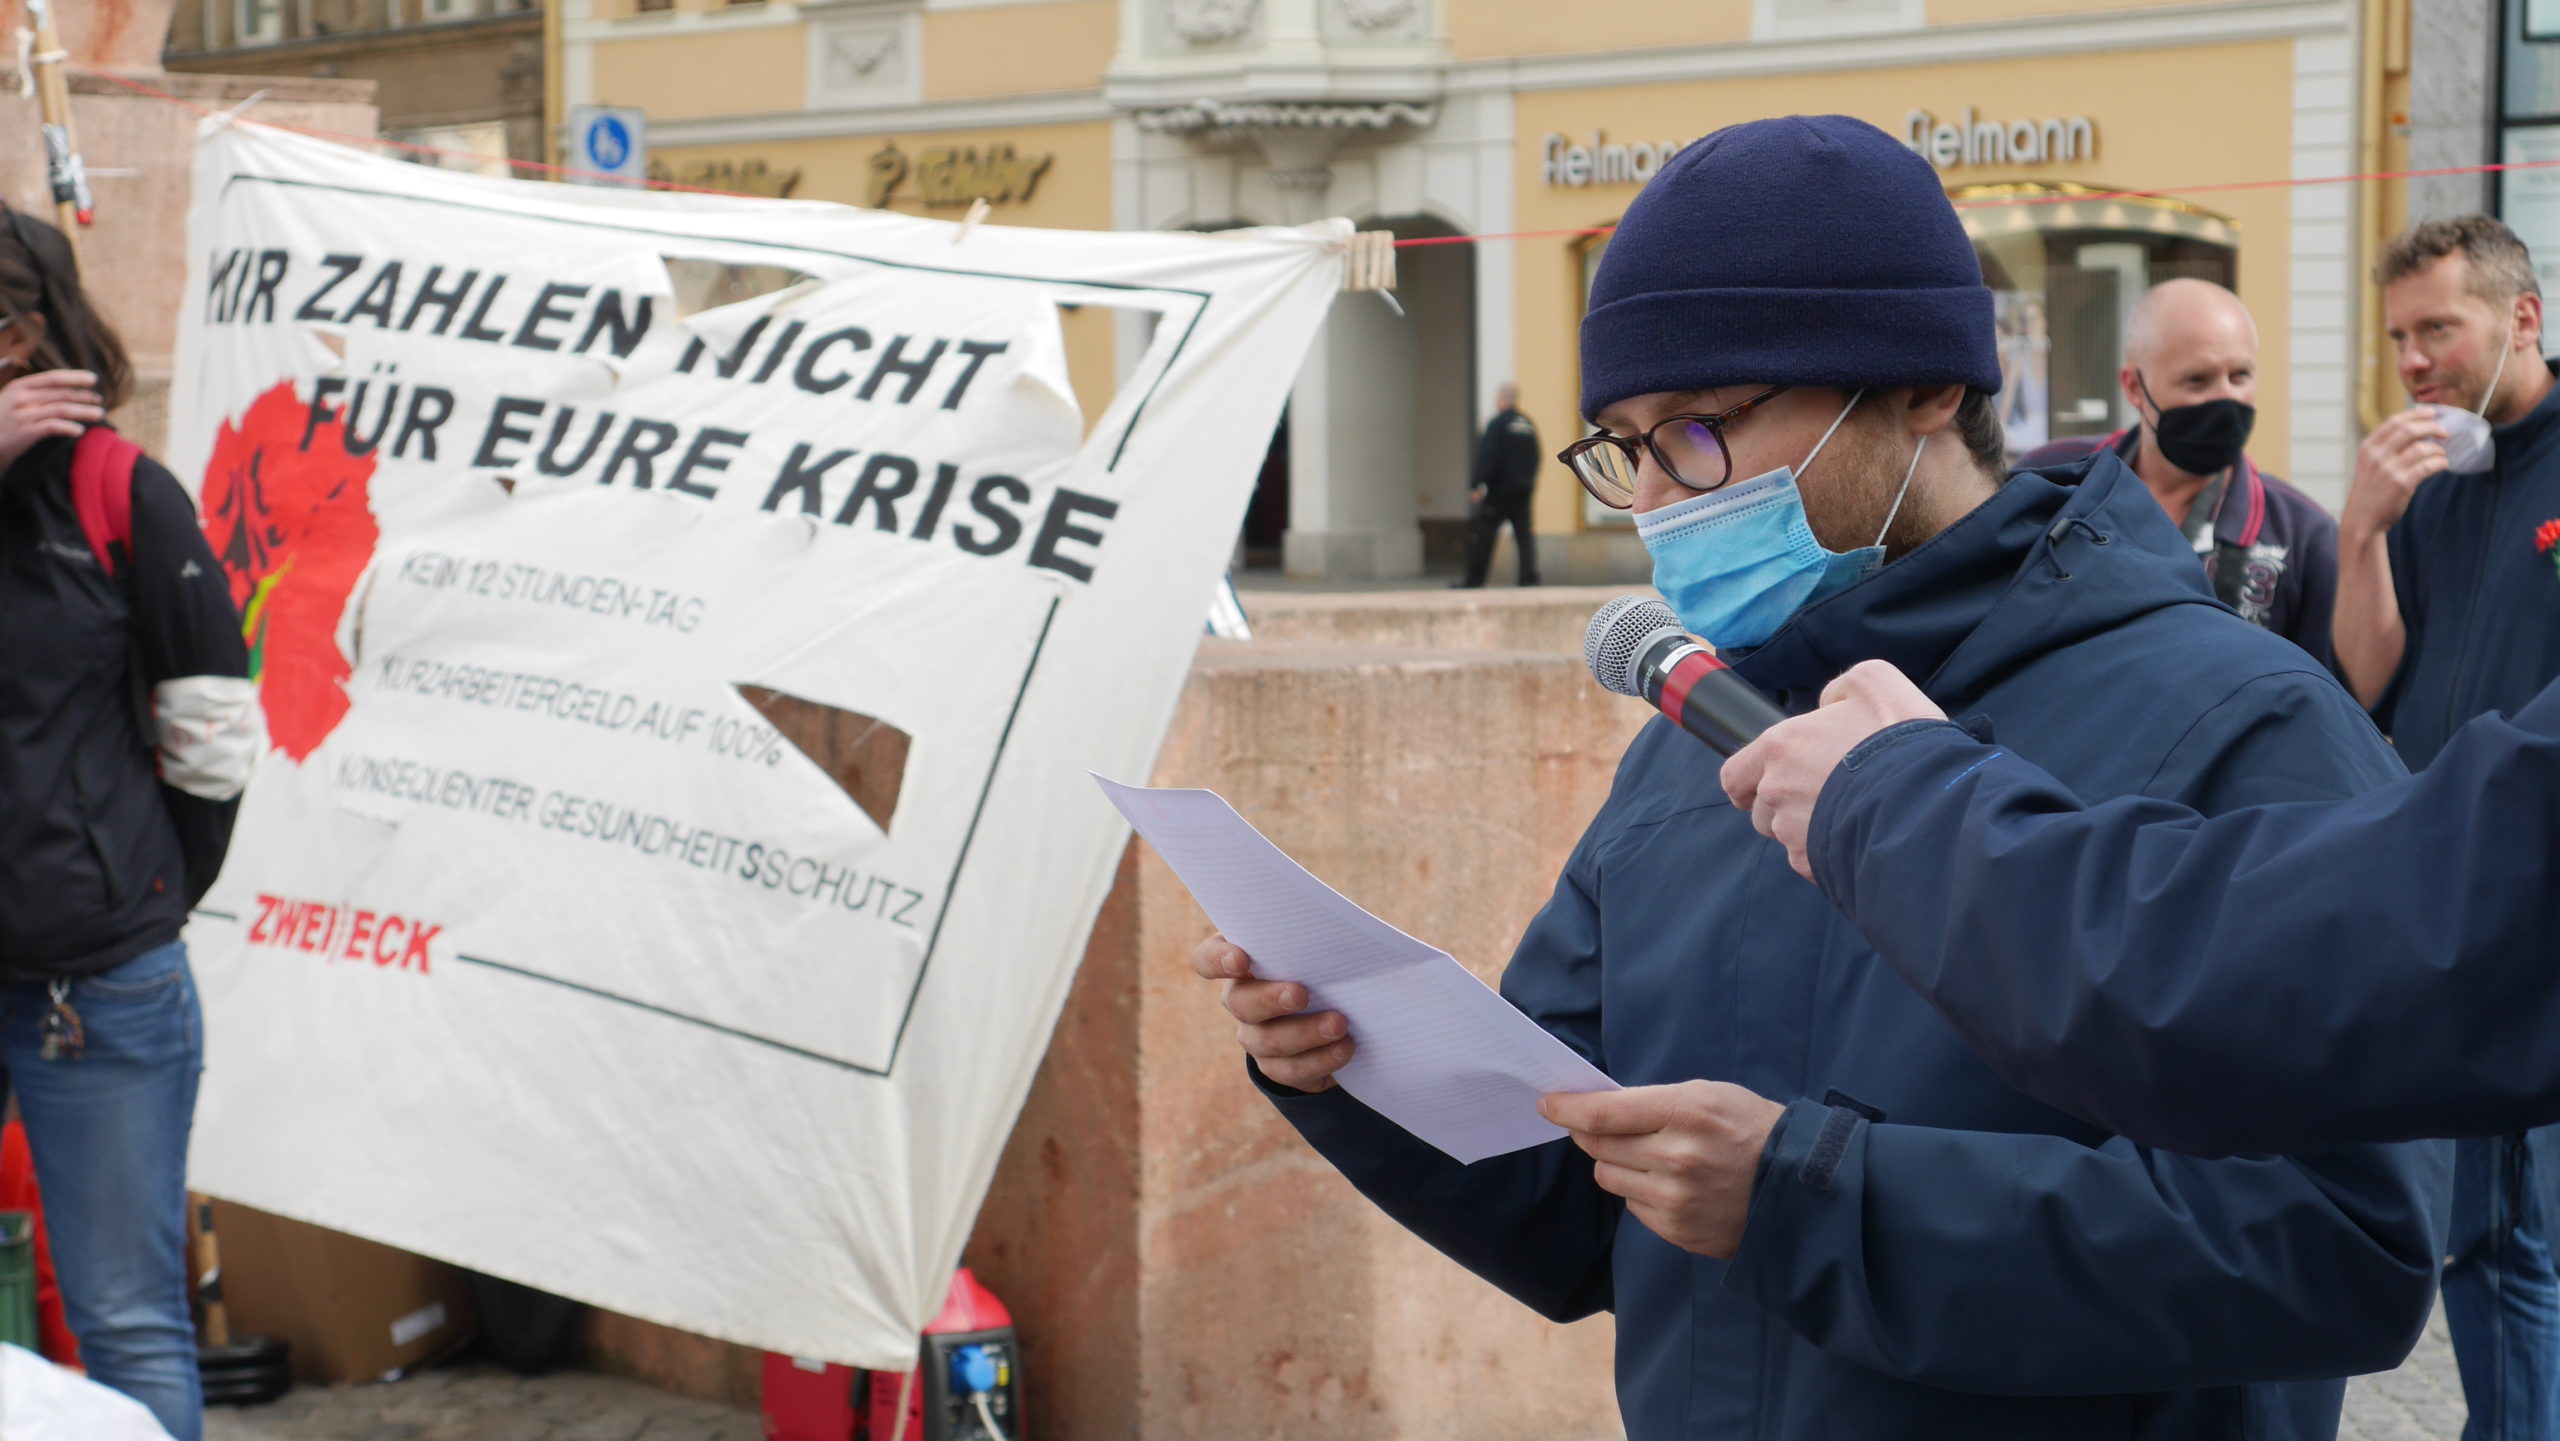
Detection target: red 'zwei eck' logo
<box><xmin>200</xmin><ymin>381</ymin><xmax>381</xmax><ymax>762</ymax></box>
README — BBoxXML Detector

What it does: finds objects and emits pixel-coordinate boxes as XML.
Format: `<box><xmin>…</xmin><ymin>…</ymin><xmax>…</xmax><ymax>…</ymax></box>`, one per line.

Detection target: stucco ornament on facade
<box><xmin>1164</xmin><ymin>0</ymin><xmax>1258</xmax><ymax>45</ymax></box>
<box><xmin>824</xmin><ymin>27</ymin><xmax>901</xmax><ymax>84</ymax></box>
<box><xmin>1134</xmin><ymin>99</ymin><xmax>1438</xmax><ymax>134</ymax></box>
<box><xmin>1136</xmin><ymin>99</ymin><xmax>1437</xmax><ymax>222</ymax></box>
<box><xmin>1333</xmin><ymin>0</ymin><xmax>1417</xmax><ymax>32</ymax></box>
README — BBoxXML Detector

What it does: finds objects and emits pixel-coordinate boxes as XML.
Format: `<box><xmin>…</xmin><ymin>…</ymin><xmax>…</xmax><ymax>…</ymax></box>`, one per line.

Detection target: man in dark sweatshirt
<box><xmin>1189</xmin><ymin>115</ymin><xmax>2446</xmax><ymax>1441</ymax></box>
<box><xmin>2333</xmin><ymin>214</ymin><xmax>2560</xmax><ymax>1441</ymax></box>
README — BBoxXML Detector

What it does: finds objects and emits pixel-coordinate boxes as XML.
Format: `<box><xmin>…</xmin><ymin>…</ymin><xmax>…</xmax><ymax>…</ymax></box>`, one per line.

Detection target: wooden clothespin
<box><xmin>953</xmin><ymin>196</ymin><xmax>991</xmax><ymax>245</ymax></box>
<box><xmin>1341</xmin><ymin>230</ymin><xmax>1398</xmax><ymax>293</ymax></box>
<box><xmin>1341</xmin><ymin>229</ymin><xmax>1401</xmax><ymax>315</ymax></box>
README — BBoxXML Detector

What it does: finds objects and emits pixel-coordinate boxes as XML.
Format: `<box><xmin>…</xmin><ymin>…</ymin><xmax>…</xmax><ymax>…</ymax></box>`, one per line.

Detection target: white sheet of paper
<box><xmin>1095</xmin><ymin>776</ymin><xmax>1618</xmax><ymax>1164</ymax></box>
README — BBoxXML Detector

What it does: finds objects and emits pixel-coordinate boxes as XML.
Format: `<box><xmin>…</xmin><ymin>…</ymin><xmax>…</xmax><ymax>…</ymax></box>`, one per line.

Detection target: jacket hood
<box><xmin>1731</xmin><ymin>450</ymin><xmax>2221</xmax><ymax>708</ymax></box>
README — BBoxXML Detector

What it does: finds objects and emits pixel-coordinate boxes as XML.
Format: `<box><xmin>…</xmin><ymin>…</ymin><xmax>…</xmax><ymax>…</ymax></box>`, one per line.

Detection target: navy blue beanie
<box><xmin>1579</xmin><ymin>114</ymin><xmax>2001</xmax><ymax>420</ymax></box>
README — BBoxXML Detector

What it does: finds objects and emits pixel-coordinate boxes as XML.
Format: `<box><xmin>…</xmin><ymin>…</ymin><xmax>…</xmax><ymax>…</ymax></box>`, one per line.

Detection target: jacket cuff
<box><xmin>1808</xmin><ymin>722</ymin><xmax>1993</xmax><ymax>903</ymax></box>
<box><xmin>1724</xmin><ymin>1096</ymin><xmax>1869</xmax><ymax>1306</ymax></box>
<box><xmin>1247</xmin><ymin>1055</ymin><xmax>1363</xmax><ymax>1112</ymax></box>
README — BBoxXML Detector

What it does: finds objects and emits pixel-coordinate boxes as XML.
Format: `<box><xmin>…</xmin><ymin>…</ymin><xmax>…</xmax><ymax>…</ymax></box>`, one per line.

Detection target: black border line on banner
<box><xmin>882</xmin><ymin>591</ymin><xmax>1062</xmax><ymax>1067</ymax></box>
<box><xmin>214</xmin><ymin>173</ymin><xmax>1218</xmax><ymax>471</ymax></box>
<box><xmin>447</xmin><ymin>952</ymin><xmax>897</xmax><ymax>1071</ymax></box>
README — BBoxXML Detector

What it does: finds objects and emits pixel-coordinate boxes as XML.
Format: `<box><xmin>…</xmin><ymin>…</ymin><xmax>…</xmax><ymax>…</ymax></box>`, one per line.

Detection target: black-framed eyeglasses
<box><xmin>1557</xmin><ymin>385</ymin><xmax>1790</xmax><ymax>510</ymax></box>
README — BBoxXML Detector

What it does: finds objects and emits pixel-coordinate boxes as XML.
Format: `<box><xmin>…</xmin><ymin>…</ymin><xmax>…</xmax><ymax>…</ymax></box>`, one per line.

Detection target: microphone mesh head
<box><xmin>1584</xmin><ymin>595</ymin><xmax>1685</xmax><ymax>698</ymax></box>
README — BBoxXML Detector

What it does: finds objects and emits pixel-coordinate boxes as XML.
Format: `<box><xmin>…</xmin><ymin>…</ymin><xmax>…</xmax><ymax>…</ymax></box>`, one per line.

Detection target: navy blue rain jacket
<box><xmin>1810</xmin><ymin>670</ymin><xmax>2560</xmax><ymax>1157</ymax></box>
<box><xmin>1260</xmin><ymin>453</ymin><xmax>2447</xmax><ymax>1441</ymax></box>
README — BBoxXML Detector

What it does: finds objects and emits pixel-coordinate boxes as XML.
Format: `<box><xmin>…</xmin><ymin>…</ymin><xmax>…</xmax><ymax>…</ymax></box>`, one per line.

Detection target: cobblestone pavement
<box><xmin>2344</xmin><ymin>1305</ymin><xmax>2468</xmax><ymax>1441</ymax></box>
<box><xmin>203</xmin><ymin>1365</ymin><xmax>760</xmax><ymax>1441</ymax></box>
<box><xmin>200</xmin><ymin>1312</ymin><xmax>2466</xmax><ymax>1441</ymax></box>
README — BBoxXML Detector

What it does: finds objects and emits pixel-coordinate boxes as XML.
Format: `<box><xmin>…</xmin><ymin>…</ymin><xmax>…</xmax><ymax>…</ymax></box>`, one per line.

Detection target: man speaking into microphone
<box><xmin>1188</xmin><ymin>115</ymin><xmax>2444</xmax><ymax>1440</ymax></box>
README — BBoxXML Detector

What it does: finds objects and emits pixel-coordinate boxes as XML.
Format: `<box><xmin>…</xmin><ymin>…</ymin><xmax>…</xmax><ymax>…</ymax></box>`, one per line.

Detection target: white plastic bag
<box><xmin>0</xmin><ymin>1343</ymin><xmax>176</xmax><ymax>1441</ymax></box>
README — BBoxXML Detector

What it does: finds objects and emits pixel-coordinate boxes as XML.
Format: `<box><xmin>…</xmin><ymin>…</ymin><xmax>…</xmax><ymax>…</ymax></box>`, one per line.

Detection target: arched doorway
<box><xmin>1276</xmin><ymin>213</ymin><xmax>1478</xmax><ymax>581</ymax></box>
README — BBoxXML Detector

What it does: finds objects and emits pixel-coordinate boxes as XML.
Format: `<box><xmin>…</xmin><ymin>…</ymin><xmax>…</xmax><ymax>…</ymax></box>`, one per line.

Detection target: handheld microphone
<box><xmin>1584</xmin><ymin>596</ymin><xmax>1787</xmax><ymax>757</ymax></box>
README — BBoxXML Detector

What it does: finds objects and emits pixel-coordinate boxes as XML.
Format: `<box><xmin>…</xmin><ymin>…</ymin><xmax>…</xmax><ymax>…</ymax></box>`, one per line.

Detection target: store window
<box><xmin>2499</xmin><ymin>0</ymin><xmax>2560</xmax><ymax>294</ymax></box>
<box><xmin>1953</xmin><ymin>183</ymin><xmax>2239</xmax><ymax>454</ymax></box>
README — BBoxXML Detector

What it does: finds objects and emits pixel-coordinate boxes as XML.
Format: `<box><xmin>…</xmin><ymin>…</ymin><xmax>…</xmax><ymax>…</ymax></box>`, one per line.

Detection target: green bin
<box><xmin>0</xmin><ymin>1211</ymin><xmax>36</xmax><ymax>1352</ymax></box>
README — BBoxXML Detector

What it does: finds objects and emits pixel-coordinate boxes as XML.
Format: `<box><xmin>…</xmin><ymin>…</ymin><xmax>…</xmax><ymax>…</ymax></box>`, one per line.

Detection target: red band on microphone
<box><xmin>1658</xmin><ymin>649</ymin><xmax>1729</xmax><ymax>730</ymax></box>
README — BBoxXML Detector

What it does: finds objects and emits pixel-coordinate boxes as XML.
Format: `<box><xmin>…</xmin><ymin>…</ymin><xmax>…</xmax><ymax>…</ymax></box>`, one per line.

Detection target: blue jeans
<box><xmin>0</xmin><ymin>941</ymin><xmax>204</xmax><ymax>1441</ymax></box>
<box><xmin>2446</xmin><ymin>1128</ymin><xmax>2560</xmax><ymax>1441</ymax></box>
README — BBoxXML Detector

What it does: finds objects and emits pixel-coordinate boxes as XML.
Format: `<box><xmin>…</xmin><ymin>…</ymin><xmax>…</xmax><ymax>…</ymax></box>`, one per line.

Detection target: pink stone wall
<box><xmin>0</xmin><ymin>0</ymin><xmax>176</xmax><ymax>74</ymax></box>
<box><xmin>1241</xmin><ymin>585</ymin><xmax>1627</xmax><ymax>656</ymax></box>
<box><xmin>0</xmin><ymin>73</ymin><xmax>376</xmax><ymax>454</ymax></box>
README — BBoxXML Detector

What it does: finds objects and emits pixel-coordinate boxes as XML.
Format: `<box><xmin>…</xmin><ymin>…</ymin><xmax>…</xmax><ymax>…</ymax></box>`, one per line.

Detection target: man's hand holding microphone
<box><xmin>1720</xmin><ymin>660</ymin><xmax>1947</xmax><ymax>880</ymax></box>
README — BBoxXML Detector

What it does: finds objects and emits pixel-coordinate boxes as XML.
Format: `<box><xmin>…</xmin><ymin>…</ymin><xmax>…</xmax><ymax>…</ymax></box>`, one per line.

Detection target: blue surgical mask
<box><xmin>1636</xmin><ymin>391</ymin><xmax>1927</xmax><ymax>649</ymax></box>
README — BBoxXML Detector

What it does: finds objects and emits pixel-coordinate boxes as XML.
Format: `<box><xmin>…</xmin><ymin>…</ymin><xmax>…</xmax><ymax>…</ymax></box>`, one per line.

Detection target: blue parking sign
<box><xmin>568</xmin><ymin>105</ymin><xmax>647</xmax><ymax>186</ymax></box>
<box><xmin>588</xmin><ymin>116</ymin><xmax>630</xmax><ymax>170</ymax></box>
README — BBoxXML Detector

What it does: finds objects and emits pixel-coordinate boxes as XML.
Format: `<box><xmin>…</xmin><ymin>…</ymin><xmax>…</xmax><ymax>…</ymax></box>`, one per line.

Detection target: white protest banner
<box><xmin>168</xmin><ymin>118</ymin><xmax>1342</xmax><ymax>1366</ymax></box>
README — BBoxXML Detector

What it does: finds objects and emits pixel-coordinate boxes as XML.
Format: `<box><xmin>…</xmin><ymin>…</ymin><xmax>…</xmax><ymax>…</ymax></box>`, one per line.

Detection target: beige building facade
<box><xmin>559</xmin><ymin>0</ymin><xmax>2386</xmax><ymax>581</ymax></box>
<box><xmin>170</xmin><ymin>0</ymin><xmax>543</xmax><ymax>172</ymax></box>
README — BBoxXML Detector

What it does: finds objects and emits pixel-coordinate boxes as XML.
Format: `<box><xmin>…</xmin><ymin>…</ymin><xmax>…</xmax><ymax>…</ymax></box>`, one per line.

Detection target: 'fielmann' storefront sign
<box><xmin>1904</xmin><ymin>108</ymin><xmax>2096</xmax><ymax>168</ymax></box>
<box><xmin>1542</xmin><ymin>131</ymin><xmax>1688</xmax><ymax>188</ymax></box>
<box><xmin>1541</xmin><ymin>110</ymin><xmax>2097</xmax><ymax>188</ymax></box>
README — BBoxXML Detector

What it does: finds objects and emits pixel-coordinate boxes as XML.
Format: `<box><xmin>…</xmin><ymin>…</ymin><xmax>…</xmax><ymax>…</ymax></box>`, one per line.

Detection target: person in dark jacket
<box><xmin>0</xmin><ymin>207</ymin><xmax>259</xmax><ymax>1441</ymax></box>
<box><xmin>1189</xmin><ymin>116</ymin><xmax>2446</xmax><ymax>1441</ymax></box>
<box><xmin>1454</xmin><ymin>382</ymin><xmax>1541</xmax><ymax>587</ymax></box>
<box><xmin>2325</xmin><ymin>214</ymin><xmax>2560</xmax><ymax>1441</ymax></box>
<box><xmin>1719</xmin><ymin>654</ymin><xmax>2560</xmax><ymax>1158</ymax></box>
<box><xmin>2017</xmin><ymin>280</ymin><xmax>2339</xmax><ymax>662</ymax></box>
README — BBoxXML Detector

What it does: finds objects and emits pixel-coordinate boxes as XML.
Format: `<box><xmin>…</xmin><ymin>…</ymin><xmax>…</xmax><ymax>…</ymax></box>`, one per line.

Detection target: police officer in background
<box><xmin>1454</xmin><ymin>382</ymin><xmax>1541</xmax><ymax>588</ymax></box>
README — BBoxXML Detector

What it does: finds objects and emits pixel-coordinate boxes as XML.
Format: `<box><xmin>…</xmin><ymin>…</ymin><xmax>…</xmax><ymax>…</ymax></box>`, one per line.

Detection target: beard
<box><xmin>1797</xmin><ymin>406</ymin><xmax>1927</xmax><ymax>557</ymax></box>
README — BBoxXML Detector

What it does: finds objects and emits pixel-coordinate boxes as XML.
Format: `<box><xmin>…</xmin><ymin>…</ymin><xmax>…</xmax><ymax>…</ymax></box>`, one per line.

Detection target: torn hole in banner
<box><xmin>663</xmin><ymin>258</ymin><xmax>826</xmax><ymax>388</ymax></box>
<box><xmin>738</xmin><ymin>684</ymin><xmax>913</xmax><ymax>834</ymax></box>
<box><xmin>660</xmin><ymin>258</ymin><xmax>818</xmax><ymax>321</ymax></box>
<box><xmin>1045</xmin><ymin>297</ymin><xmax>1178</xmax><ymax>448</ymax></box>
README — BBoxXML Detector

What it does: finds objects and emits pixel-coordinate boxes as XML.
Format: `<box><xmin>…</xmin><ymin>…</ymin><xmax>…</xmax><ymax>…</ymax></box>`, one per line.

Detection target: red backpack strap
<box><xmin>70</xmin><ymin>425</ymin><xmax>141</xmax><ymax>579</ymax></box>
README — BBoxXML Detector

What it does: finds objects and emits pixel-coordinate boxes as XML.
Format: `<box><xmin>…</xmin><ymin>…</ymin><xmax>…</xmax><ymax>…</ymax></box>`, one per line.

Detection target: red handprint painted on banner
<box><xmin>200</xmin><ymin>381</ymin><xmax>380</xmax><ymax>762</ymax></box>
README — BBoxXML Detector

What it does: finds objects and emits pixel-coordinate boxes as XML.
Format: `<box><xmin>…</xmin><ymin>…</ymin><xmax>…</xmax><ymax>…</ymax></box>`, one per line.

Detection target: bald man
<box><xmin>2018</xmin><ymin>279</ymin><xmax>2339</xmax><ymax>661</ymax></box>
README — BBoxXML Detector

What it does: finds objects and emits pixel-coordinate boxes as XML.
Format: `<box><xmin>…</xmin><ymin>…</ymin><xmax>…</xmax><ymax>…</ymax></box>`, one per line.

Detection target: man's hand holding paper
<box><xmin>1097</xmin><ymin>777</ymin><xmax>1615</xmax><ymax>1165</ymax></box>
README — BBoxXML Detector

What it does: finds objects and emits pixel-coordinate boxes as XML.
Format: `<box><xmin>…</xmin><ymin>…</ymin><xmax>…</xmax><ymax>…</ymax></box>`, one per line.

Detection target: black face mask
<box><xmin>2139</xmin><ymin>374</ymin><xmax>2255</xmax><ymax>476</ymax></box>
